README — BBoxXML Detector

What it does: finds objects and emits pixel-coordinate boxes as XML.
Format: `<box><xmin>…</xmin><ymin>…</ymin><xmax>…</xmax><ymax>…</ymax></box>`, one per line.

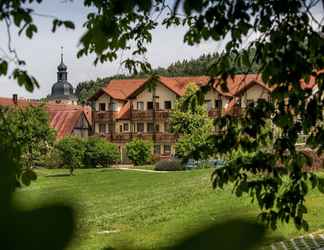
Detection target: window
<box><xmin>163</xmin><ymin>144</ymin><xmax>171</xmax><ymax>154</ymax></box>
<box><xmin>215</xmin><ymin>99</ymin><xmax>222</xmax><ymax>109</ymax></box>
<box><xmin>137</xmin><ymin>101</ymin><xmax>144</xmax><ymax>110</ymax></box>
<box><xmin>119</xmin><ymin>125</ymin><xmax>123</xmax><ymax>133</ymax></box>
<box><xmin>147</xmin><ymin>123</ymin><xmax>159</xmax><ymax>132</ymax></box>
<box><xmin>147</xmin><ymin>101</ymin><xmax>160</xmax><ymax>110</ymax></box>
<box><xmin>164</xmin><ymin>122</ymin><xmax>170</xmax><ymax>132</ymax></box>
<box><xmin>164</xmin><ymin>101</ymin><xmax>172</xmax><ymax>109</ymax></box>
<box><xmin>137</xmin><ymin>122</ymin><xmax>144</xmax><ymax>132</ymax></box>
<box><xmin>147</xmin><ymin>122</ymin><xmax>154</xmax><ymax>132</ymax></box>
<box><xmin>154</xmin><ymin>144</ymin><xmax>161</xmax><ymax>155</ymax></box>
<box><xmin>147</xmin><ymin>101</ymin><xmax>154</xmax><ymax>110</ymax></box>
<box><xmin>110</xmin><ymin>101</ymin><xmax>117</xmax><ymax>111</ymax></box>
<box><xmin>123</xmin><ymin>123</ymin><xmax>129</xmax><ymax>132</ymax></box>
<box><xmin>99</xmin><ymin>103</ymin><xmax>106</xmax><ymax>111</ymax></box>
<box><xmin>205</xmin><ymin>100</ymin><xmax>212</xmax><ymax>111</ymax></box>
<box><xmin>99</xmin><ymin>124</ymin><xmax>106</xmax><ymax>134</ymax></box>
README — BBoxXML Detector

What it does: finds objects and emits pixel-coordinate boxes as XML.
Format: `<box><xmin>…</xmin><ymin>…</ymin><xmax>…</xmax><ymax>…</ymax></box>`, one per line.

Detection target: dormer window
<box><xmin>110</xmin><ymin>101</ymin><xmax>117</xmax><ymax>111</ymax></box>
<box><xmin>164</xmin><ymin>101</ymin><xmax>172</xmax><ymax>109</ymax></box>
<box><xmin>137</xmin><ymin>101</ymin><xmax>144</xmax><ymax>110</ymax></box>
<box><xmin>99</xmin><ymin>103</ymin><xmax>106</xmax><ymax>111</ymax></box>
<box><xmin>147</xmin><ymin>101</ymin><xmax>154</xmax><ymax>110</ymax></box>
<box><xmin>147</xmin><ymin>101</ymin><xmax>159</xmax><ymax>110</ymax></box>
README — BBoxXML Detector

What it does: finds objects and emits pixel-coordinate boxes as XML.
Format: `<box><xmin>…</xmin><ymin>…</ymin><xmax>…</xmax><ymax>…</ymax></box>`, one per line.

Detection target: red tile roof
<box><xmin>91</xmin><ymin>75</ymin><xmax>270</xmax><ymax>102</ymax></box>
<box><xmin>0</xmin><ymin>97</ymin><xmax>91</xmax><ymax>139</ymax></box>
<box><xmin>212</xmin><ymin>74</ymin><xmax>272</xmax><ymax>96</ymax></box>
<box><xmin>48</xmin><ymin>109</ymin><xmax>83</xmax><ymax>139</ymax></box>
<box><xmin>105</xmin><ymin>79</ymin><xmax>147</xmax><ymax>100</ymax></box>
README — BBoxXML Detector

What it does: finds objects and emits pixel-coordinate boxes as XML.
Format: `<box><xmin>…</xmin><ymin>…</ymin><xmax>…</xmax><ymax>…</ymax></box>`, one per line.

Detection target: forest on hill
<box><xmin>75</xmin><ymin>50</ymin><xmax>259</xmax><ymax>104</ymax></box>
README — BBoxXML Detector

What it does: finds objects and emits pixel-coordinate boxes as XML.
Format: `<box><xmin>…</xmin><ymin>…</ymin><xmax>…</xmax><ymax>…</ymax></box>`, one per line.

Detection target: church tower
<box><xmin>48</xmin><ymin>47</ymin><xmax>77</xmax><ymax>105</ymax></box>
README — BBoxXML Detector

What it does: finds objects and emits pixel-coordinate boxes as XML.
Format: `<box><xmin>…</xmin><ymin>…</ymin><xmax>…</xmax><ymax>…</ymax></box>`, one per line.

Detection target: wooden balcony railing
<box><xmin>100</xmin><ymin>132</ymin><xmax>177</xmax><ymax>143</ymax></box>
<box><xmin>93</xmin><ymin>111</ymin><xmax>117</xmax><ymax>121</ymax></box>
<box><xmin>131</xmin><ymin>110</ymin><xmax>170</xmax><ymax>120</ymax></box>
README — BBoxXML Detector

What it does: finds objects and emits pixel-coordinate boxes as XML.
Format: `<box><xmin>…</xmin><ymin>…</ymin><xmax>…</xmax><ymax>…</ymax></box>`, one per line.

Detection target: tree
<box><xmin>84</xmin><ymin>137</ymin><xmax>120</xmax><ymax>168</ymax></box>
<box><xmin>75</xmin><ymin>78</ymin><xmax>109</xmax><ymax>104</ymax></box>
<box><xmin>55</xmin><ymin>136</ymin><xmax>85</xmax><ymax>175</ymax></box>
<box><xmin>170</xmin><ymin>83</ymin><xmax>214</xmax><ymax>161</ymax></box>
<box><xmin>0</xmin><ymin>105</ymin><xmax>55</xmax><ymax>185</ymax></box>
<box><xmin>76</xmin><ymin>0</ymin><xmax>324</xmax><ymax>230</ymax></box>
<box><xmin>125</xmin><ymin>139</ymin><xmax>152</xmax><ymax>166</ymax></box>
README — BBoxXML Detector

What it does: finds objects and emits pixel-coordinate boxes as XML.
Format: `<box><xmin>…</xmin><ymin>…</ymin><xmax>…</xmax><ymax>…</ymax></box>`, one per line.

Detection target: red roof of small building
<box><xmin>48</xmin><ymin>109</ymin><xmax>83</xmax><ymax>139</ymax></box>
<box><xmin>0</xmin><ymin>97</ymin><xmax>91</xmax><ymax>139</ymax></box>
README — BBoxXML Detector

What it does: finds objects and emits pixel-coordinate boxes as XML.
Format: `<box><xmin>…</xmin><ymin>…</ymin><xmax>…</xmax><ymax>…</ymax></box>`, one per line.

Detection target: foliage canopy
<box><xmin>170</xmin><ymin>83</ymin><xmax>214</xmax><ymax>161</ymax></box>
<box><xmin>126</xmin><ymin>139</ymin><xmax>152</xmax><ymax>166</ymax></box>
<box><xmin>83</xmin><ymin>136</ymin><xmax>120</xmax><ymax>168</ymax></box>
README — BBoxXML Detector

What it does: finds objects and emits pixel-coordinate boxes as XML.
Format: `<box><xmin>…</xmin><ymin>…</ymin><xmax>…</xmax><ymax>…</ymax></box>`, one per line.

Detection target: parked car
<box><xmin>184</xmin><ymin>159</ymin><xmax>226</xmax><ymax>169</ymax></box>
<box><xmin>209</xmin><ymin>159</ymin><xmax>226</xmax><ymax>168</ymax></box>
<box><xmin>184</xmin><ymin>159</ymin><xmax>198</xmax><ymax>169</ymax></box>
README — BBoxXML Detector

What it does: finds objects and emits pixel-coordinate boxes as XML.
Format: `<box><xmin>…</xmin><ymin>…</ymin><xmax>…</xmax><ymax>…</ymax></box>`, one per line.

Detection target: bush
<box><xmin>154</xmin><ymin>160</ymin><xmax>185</xmax><ymax>171</ymax></box>
<box><xmin>126</xmin><ymin>139</ymin><xmax>152</xmax><ymax>166</ymax></box>
<box><xmin>84</xmin><ymin>137</ymin><xmax>119</xmax><ymax>168</ymax></box>
<box><xmin>40</xmin><ymin>147</ymin><xmax>63</xmax><ymax>169</ymax></box>
<box><xmin>55</xmin><ymin>136</ymin><xmax>86</xmax><ymax>175</ymax></box>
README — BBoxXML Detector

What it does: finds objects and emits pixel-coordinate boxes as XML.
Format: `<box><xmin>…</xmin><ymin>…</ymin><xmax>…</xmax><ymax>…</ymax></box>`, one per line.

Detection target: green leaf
<box><xmin>0</xmin><ymin>60</ymin><xmax>8</xmax><ymax>76</ymax></box>
<box><xmin>26</xmin><ymin>24</ymin><xmax>38</xmax><ymax>39</ymax></box>
<box><xmin>63</xmin><ymin>21</ymin><xmax>75</xmax><ymax>30</ymax></box>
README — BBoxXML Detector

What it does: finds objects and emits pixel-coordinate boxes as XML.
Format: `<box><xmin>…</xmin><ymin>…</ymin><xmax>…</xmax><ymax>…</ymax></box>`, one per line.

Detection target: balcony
<box><xmin>100</xmin><ymin>132</ymin><xmax>177</xmax><ymax>143</ymax></box>
<box><xmin>93</xmin><ymin>111</ymin><xmax>117</xmax><ymax>122</ymax></box>
<box><xmin>131</xmin><ymin>110</ymin><xmax>170</xmax><ymax>121</ymax></box>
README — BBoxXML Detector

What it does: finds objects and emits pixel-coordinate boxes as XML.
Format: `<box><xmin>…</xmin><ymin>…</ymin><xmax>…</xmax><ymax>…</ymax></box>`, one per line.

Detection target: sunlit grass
<box><xmin>13</xmin><ymin>168</ymin><xmax>324</xmax><ymax>250</ymax></box>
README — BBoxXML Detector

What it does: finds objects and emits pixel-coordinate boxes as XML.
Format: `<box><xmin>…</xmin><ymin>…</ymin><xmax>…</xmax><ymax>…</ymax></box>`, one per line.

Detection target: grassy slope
<box><xmin>13</xmin><ymin>168</ymin><xmax>324</xmax><ymax>250</ymax></box>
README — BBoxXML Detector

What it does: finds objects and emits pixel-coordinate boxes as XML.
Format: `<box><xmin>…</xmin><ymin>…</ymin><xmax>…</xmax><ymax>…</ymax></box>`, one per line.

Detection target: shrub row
<box><xmin>44</xmin><ymin>136</ymin><xmax>119</xmax><ymax>169</ymax></box>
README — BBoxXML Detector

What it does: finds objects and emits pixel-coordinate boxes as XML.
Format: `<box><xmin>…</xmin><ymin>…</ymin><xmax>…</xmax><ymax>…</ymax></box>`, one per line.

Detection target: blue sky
<box><xmin>0</xmin><ymin>0</ymin><xmax>218</xmax><ymax>99</ymax></box>
<box><xmin>1</xmin><ymin>1</ymin><xmax>322</xmax><ymax>99</ymax></box>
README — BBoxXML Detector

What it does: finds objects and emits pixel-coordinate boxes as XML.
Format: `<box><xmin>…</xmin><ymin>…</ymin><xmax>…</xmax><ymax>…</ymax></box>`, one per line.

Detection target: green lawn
<box><xmin>13</xmin><ymin>168</ymin><xmax>324</xmax><ymax>250</ymax></box>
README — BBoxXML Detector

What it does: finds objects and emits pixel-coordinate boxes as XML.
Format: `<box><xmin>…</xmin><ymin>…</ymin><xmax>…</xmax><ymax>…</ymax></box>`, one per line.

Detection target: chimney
<box><xmin>12</xmin><ymin>94</ymin><xmax>18</xmax><ymax>105</ymax></box>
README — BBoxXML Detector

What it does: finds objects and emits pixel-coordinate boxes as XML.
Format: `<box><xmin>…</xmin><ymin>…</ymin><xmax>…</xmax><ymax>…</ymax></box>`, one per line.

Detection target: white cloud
<box><xmin>0</xmin><ymin>0</ymin><xmax>220</xmax><ymax>99</ymax></box>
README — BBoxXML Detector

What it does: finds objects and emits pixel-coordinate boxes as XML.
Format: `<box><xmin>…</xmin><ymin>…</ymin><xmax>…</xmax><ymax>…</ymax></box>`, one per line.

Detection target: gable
<box><xmin>136</xmin><ymin>81</ymin><xmax>177</xmax><ymax>102</ymax></box>
<box><xmin>243</xmin><ymin>84</ymin><xmax>270</xmax><ymax>100</ymax></box>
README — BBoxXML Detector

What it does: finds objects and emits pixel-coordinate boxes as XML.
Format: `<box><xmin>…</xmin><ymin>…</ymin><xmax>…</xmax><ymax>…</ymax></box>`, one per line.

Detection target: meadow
<box><xmin>14</xmin><ymin>168</ymin><xmax>324</xmax><ymax>250</ymax></box>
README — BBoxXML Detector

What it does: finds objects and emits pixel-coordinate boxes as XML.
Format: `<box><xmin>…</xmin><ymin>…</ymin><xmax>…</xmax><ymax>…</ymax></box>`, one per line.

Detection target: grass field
<box><xmin>13</xmin><ymin>168</ymin><xmax>324</xmax><ymax>250</ymax></box>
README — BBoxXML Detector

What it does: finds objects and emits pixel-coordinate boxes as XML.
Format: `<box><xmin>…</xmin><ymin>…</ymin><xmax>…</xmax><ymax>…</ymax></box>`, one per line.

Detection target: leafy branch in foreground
<box><xmin>0</xmin><ymin>107</ymin><xmax>75</xmax><ymax>250</ymax></box>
